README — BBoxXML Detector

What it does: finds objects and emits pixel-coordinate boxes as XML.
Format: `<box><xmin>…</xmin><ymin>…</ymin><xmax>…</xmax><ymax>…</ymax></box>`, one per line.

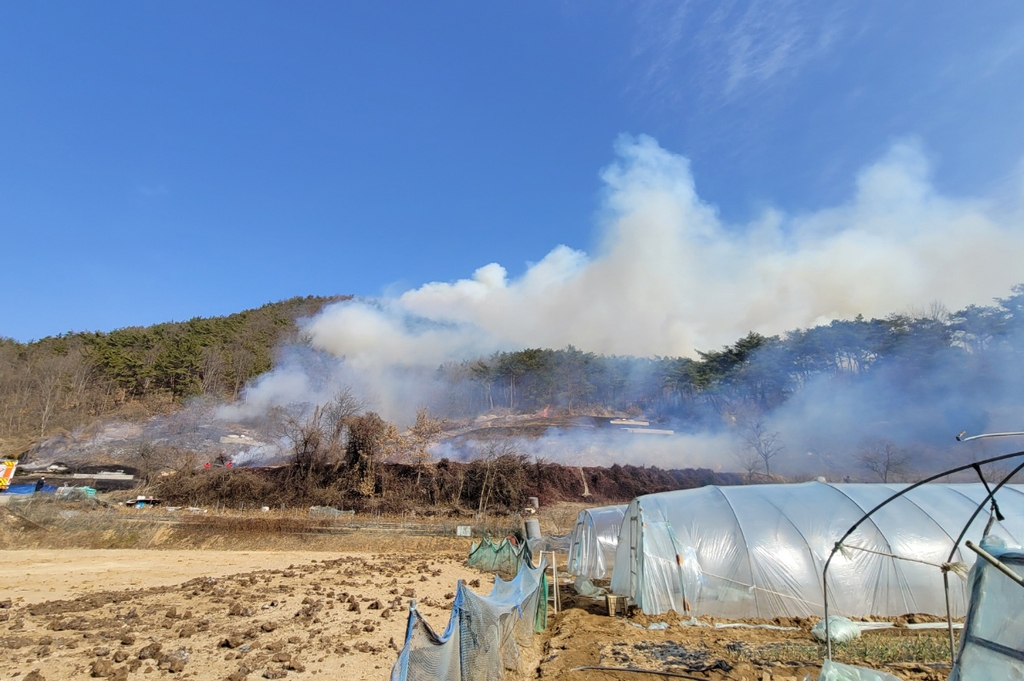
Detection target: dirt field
<box><xmin>1</xmin><ymin>548</ymin><xmax>486</xmax><ymax>681</ymax></box>
<box><xmin>2</xmin><ymin>551</ymin><xmax>357</xmax><ymax>604</ymax></box>
<box><xmin>0</xmin><ymin>503</ymin><xmax>956</xmax><ymax>681</ymax></box>
<box><xmin>536</xmin><ymin>599</ymin><xmax>953</xmax><ymax>681</ymax></box>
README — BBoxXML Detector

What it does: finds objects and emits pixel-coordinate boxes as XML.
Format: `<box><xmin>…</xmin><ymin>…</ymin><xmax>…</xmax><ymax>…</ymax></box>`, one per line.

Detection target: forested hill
<box><xmin>0</xmin><ymin>295</ymin><xmax>347</xmax><ymax>450</ymax></box>
<box><xmin>430</xmin><ymin>286</ymin><xmax>1024</xmax><ymax>440</ymax></box>
<box><xmin>6</xmin><ymin>285</ymin><xmax>1024</xmax><ymax>462</ymax></box>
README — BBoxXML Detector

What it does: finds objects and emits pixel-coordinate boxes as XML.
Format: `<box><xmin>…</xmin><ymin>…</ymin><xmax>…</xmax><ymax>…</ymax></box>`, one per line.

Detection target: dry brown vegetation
<box><xmin>0</xmin><ymin>498</ymin><xmax>517</xmax><ymax>553</ymax></box>
<box><xmin>147</xmin><ymin>458</ymin><xmax>738</xmax><ymax>516</ymax></box>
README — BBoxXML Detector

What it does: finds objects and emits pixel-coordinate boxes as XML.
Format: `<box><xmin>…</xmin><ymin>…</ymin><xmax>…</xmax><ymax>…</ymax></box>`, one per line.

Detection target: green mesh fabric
<box><xmin>467</xmin><ymin>537</ymin><xmax>531</xmax><ymax>575</ymax></box>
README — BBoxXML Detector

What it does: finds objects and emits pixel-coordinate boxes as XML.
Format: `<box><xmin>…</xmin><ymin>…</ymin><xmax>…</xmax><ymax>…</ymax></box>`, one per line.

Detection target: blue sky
<box><xmin>3</xmin><ymin>2</ymin><xmax>1024</xmax><ymax>342</ymax></box>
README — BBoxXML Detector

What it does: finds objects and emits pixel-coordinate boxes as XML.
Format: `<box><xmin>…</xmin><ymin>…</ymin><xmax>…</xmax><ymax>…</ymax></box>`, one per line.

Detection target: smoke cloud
<box><xmin>429</xmin><ymin>428</ymin><xmax>738</xmax><ymax>472</ymax></box>
<box><xmin>320</xmin><ymin>136</ymin><xmax>1022</xmax><ymax>361</ymax></box>
<box><xmin>222</xmin><ymin>134</ymin><xmax>1024</xmax><ymax>474</ymax></box>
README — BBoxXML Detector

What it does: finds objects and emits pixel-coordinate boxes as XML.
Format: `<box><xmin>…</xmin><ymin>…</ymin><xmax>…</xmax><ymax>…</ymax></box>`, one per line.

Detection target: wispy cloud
<box><xmin>972</xmin><ymin>18</ymin><xmax>1024</xmax><ymax>80</ymax></box>
<box><xmin>631</xmin><ymin>0</ymin><xmax>846</xmax><ymax>104</ymax></box>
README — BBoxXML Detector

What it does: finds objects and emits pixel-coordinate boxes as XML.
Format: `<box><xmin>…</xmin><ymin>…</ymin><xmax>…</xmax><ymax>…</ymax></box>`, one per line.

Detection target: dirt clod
<box><xmin>89</xmin><ymin>658</ymin><xmax>115</xmax><ymax>677</ymax></box>
<box><xmin>137</xmin><ymin>642</ymin><xmax>162</xmax><ymax>660</ymax></box>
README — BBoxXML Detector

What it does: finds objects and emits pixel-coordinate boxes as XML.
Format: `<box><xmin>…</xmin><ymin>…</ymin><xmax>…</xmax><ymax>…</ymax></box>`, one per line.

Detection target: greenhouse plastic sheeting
<box><xmin>390</xmin><ymin>559</ymin><xmax>548</xmax><ymax>681</ymax></box>
<box><xmin>567</xmin><ymin>505</ymin><xmax>626</xmax><ymax>580</ymax></box>
<box><xmin>949</xmin><ymin>540</ymin><xmax>1024</xmax><ymax>681</ymax></box>
<box><xmin>609</xmin><ymin>482</ymin><xmax>1024</xmax><ymax>618</ymax></box>
<box><xmin>468</xmin><ymin>537</ymin><xmax>531</xmax><ymax>575</ymax></box>
<box><xmin>817</xmin><ymin>660</ymin><xmax>905</xmax><ymax>681</ymax></box>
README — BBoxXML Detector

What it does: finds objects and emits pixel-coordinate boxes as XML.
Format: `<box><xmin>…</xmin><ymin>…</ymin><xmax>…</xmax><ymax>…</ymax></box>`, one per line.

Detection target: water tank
<box><xmin>525</xmin><ymin>518</ymin><xmax>542</xmax><ymax>540</ymax></box>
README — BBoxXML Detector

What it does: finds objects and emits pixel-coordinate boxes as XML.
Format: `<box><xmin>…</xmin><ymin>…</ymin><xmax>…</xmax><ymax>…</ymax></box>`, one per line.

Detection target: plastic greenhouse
<box><xmin>566</xmin><ymin>504</ymin><xmax>626</xmax><ymax>580</ymax></box>
<box><xmin>949</xmin><ymin>539</ymin><xmax>1024</xmax><ymax>680</ymax></box>
<box><xmin>609</xmin><ymin>482</ymin><xmax>1024</xmax><ymax>618</ymax></box>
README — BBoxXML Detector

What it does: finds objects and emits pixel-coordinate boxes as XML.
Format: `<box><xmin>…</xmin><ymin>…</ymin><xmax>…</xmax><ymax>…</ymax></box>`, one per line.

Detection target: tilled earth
<box><xmin>1</xmin><ymin>551</ymin><xmax>485</xmax><ymax>681</ymax></box>
<box><xmin>1</xmin><ymin>548</ymin><xmax>958</xmax><ymax>681</ymax></box>
<box><xmin>535</xmin><ymin>599</ymin><xmax>954</xmax><ymax>681</ymax></box>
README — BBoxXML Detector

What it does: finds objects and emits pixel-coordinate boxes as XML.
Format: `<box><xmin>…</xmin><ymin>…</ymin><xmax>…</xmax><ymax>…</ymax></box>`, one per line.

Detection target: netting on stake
<box><xmin>467</xmin><ymin>537</ymin><xmax>531</xmax><ymax>575</ymax></box>
<box><xmin>390</xmin><ymin>559</ymin><xmax>548</xmax><ymax>681</ymax></box>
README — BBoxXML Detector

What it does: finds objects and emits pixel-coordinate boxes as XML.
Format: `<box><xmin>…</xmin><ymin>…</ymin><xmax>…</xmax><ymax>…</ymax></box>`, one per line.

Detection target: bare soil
<box><xmin>536</xmin><ymin>600</ymin><xmax>953</xmax><ymax>681</ymax></box>
<box><xmin>1</xmin><ymin>549</ymin><xmax>484</xmax><ymax>681</ymax></box>
<box><xmin>0</xmin><ymin>501</ymin><xmax>957</xmax><ymax>681</ymax></box>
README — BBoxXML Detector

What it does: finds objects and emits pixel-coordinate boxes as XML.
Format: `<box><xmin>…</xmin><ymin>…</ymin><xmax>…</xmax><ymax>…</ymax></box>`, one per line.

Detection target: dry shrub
<box><xmin>150</xmin><ymin>454</ymin><xmax>737</xmax><ymax>514</ymax></box>
<box><xmin>154</xmin><ymin>469</ymin><xmax>276</xmax><ymax>508</ymax></box>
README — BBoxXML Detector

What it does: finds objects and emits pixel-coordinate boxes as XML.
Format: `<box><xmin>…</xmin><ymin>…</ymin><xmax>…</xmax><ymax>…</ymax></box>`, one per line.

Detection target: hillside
<box><xmin>7</xmin><ymin>284</ymin><xmax>1024</xmax><ymax>482</ymax></box>
<box><xmin>0</xmin><ymin>295</ymin><xmax>348</xmax><ymax>457</ymax></box>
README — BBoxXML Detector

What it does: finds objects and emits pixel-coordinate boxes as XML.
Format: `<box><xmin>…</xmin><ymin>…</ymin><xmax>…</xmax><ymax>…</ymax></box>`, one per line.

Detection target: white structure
<box><xmin>950</xmin><ymin>540</ymin><xmax>1024</xmax><ymax>680</ymax></box>
<box><xmin>567</xmin><ymin>504</ymin><xmax>626</xmax><ymax>580</ymax></box>
<box><xmin>610</xmin><ymin>482</ymin><xmax>1024</xmax><ymax>618</ymax></box>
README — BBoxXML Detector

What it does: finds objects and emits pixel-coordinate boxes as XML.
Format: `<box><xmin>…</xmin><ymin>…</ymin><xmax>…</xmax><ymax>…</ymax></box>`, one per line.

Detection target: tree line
<box><xmin>431</xmin><ymin>285</ymin><xmax>1024</xmax><ymax>428</ymax></box>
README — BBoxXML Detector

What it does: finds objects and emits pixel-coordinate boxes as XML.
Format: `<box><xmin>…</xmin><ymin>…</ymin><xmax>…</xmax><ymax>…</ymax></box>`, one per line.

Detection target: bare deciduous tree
<box><xmin>738</xmin><ymin>419</ymin><xmax>784</xmax><ymax>479</ymax></box>
<box><xmin>474</xmin><ymin>440</ymin><xmax>526</xmax><ymax>514</ymax></box>
<box><xmin>735</xmin><ymin>447</ymin><xmax>764</xmax><ymax>483</ymax></box>
<box><xmin>857</xmin><ymin>440</ymin><xmax>913</xmax><ymax>483</ymax></box>
<box><xmin>281</xmin><ymin>387</ymin><xmax>369</xmax><ymax>483</ymax></box>
<box><xmin>132</xmin><ymin>441</ymin><xmax>192</xmax><ymax>484</ymax></box>
<box><xmin>404</xmin><ymin>407</ymin><xmax>444</xmax><ymax>487</ymax></box>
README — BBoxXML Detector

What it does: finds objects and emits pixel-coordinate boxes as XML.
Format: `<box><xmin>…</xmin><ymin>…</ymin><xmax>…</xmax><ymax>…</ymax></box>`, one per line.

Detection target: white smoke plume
<box><xmin>429</xmin><ymin>429</ymin><xmax>738</xmax><ymax>471</ymax></box>
<box><xmin>232</xmin><ymin>134</ymin><xmax>1024</xmax><ymax>426</ymax></box>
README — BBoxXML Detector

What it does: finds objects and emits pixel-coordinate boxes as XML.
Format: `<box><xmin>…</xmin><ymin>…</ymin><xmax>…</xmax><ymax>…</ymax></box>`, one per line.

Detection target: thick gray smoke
<box><xmin>222</xmin><ymin>135</ymin><xmax>1024</xmax><ymax>473</ymax></box>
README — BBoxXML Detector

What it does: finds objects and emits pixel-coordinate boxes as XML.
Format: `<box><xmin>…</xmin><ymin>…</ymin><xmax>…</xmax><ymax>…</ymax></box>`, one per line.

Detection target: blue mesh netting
<box><xmin>391</xmin><ymin>558</ymin><xmax>548</xmax><ymax>681</ymax></box>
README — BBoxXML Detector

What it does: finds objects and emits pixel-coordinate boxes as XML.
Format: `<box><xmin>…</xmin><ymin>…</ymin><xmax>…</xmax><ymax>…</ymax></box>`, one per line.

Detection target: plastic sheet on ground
<box><xmin>716</xmin><ymin>622</ymin><xmax>799</xmax><ymax>630</ymax></box>
<box><xmin>610</xmin><ymin>482</ymin><xmax>1024</xmax><ymax>618</ymax></box>
<box><xmin>3</xmin><ymin>484</ymin><xmax>58</xmax><ymax>495</ymax></box>
<box><xmin>573</xmin><ymin>574</ymin><xmax>606</xmax><ymax>598</ymax></box>
<box><xmin>628</xmin><ymin>621</ymin><xmax>668</xmax><ymax>630</ymax></box>
<box><xmin>811</xmin><ymin>616</ymin><xmax>861</xmax><ymax>643</ymax></box>
<box><xmin>390</xmin><ymin>558</ymin><xmax>548</xmax><ymax>681</ymax></box>
<box><xmin>468</xmin><ymin>537</ymin><xmax>531</xmax><ymax>575</ymax></box>
<box><xmin>949</xmin><ymin>539</ymin><xmax>1024</xmax><ymax>681</ymax></box>
<box><xmin>567</xmin><ymin>504</ymin><xmax>626</xmax><ymax>580</ymax></box>
<box><xmin>815</xmin><ymin>660</ymin><xmax>905</xmax><ymax>680</ymax></box>
<box><xmin>308</xmin><ymin>505</ymin><xmax>354</xmax><ymax>517</ymax></box>
<box><xmin>679</xmin><ymin>617</ymin><xmax>711</xmax><ymax>627</ymax></box>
